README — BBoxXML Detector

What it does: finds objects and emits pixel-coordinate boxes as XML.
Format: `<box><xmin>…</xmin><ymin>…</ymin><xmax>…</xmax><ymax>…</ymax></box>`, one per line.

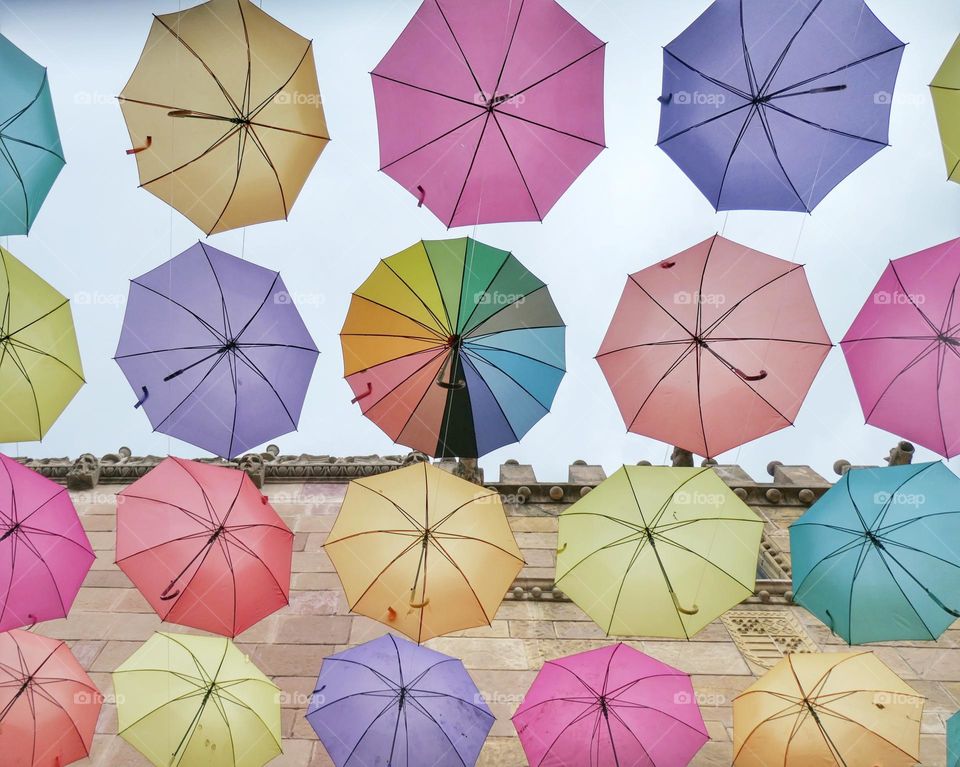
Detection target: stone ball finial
<box><xmin>265</xmin><ymin>444</ymin><xmax>280</xmax><ymax>457</ymax></box>
<box><xmin>118</xmin><ymin>446</ymin><xmax>132</xmax><ymax>459</ymax></box>
<box><xmin>701</xmin><ymin>458</ymin><xmax>718</xmax><ymax>467</ymax></box>
<box><xmin>516</xmin><ymin>486</ymin><xmax>531</xmax><ymax>503</ymax></box>
<box><xmin>580</xmin><ymin>486</ymin><xmax>592</xmax><ymax>497</ymax></box>
<box><xmin>505</xmin><ymin>458</ymin><xmax>520</xmax><ymax>466</ymax></box>
<box><xmin>798</xmin><ymin>488</ymin><xmax>816</xmax><ymax>505</ymax></box>
<box><xmin>548</xmin><ymin>486</ymin><xmax>564</xmax><ymax>501</ymax></box>
<box><xmin>636</xmin><ymin>460</ymin><xmax>652</xmax><ymax>467</ymax></box>
<box><xmin>733</xmin><ymin>488</ymin><xmax>748</xmax><ymax>500</ymax></box>
<box><xmin>765</xmin><ymin>488</ymin><xmax>782</xmax><ymax>504</ymax></box>
<box><xmin>766</xmin><ymin>460</ymin><xmax>782</xmax><ymax>477</ymax></box>
<box><xmin>833</xmin><ymin>459</ymin><xmax>851</xmax><ymax>476</ymax></box>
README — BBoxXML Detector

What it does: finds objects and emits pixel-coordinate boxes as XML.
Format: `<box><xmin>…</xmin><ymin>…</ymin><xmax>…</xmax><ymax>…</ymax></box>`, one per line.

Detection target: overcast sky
<box><xmin>0</xmin><ymin>0</ymin><xmax>958</xmax><ymax>483</ymax></box>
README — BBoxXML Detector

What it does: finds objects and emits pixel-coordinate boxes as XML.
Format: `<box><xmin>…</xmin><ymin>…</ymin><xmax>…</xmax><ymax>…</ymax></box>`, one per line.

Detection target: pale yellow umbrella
<box><xmin>931</xmin><ymin>35</ymin><xmax>960</xmax><ymax>183</ymax></box>
<box><xmin>119</xmin><ymin>0</ymin><xmax>330</xmax><ymax>234</ymax></box>
<box><xmin>733</xmin><ymin>651</ymin><xmax>923</xmax><ymax>766</ymax></box>
<box><xmin>325</xmin><ymin>462</ymin><xmax>524</xmax><ymax>643</ymax></box>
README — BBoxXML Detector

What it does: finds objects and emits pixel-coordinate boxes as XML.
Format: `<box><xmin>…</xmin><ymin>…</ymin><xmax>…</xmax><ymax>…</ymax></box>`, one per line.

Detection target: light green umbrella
<box><xmin>931</xmin><ymin>34</ymin><xmax>960</xmax><ymax>183</ymax></box>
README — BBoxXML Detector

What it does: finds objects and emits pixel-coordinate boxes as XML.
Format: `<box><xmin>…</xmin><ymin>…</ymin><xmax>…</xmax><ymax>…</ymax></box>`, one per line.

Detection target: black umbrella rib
<box><xmin>448</xmin><ymin>112</ymin><xmax>491</xmax><ymax>227</ymax></box>
<box><xmin>657</xmin><ymin>101</ymin><xmax>752</xmax><ymax>146</ymax></box>
<box><xmin>140</xmin><ymin>123</ymin><xmax>242</xmax><ymax>189</ymax></box>
<box><xmin>626</xmin><ymin>276</ymin><xmax>697</xmax><ymax>338</ymax></box>
<box><xmin>7</xmin><ymin>336</ymin><xmax>83</xmax><ymax>381</ymax></box>
<box><xmin>349</xmin><ymin>292</ymin><xmax>446</xmax><ymax>339</ymax></box>
<box><xmin>370</xmin><ymin>73</ymin><xmax>482</xmax><ymax>111</ymax></box>
<box><xmin>379</xmin><ymin>110</ymin><xmax>484</xmax><ymax>175</ymax></box>
<box><xmin>433</xmin><ymin>0</ymin><xmax>484</xmax><ymax>96</ymax></box>
<box><xmin>246</xmin><ymin>123</ymin><xmax>289</xmax><ymax>219</ymax></box>
<box><xmin>625</xmin><ymin>343</ymin><xmax>698</xmax><ymax>433</ymax></box>
<box><xmin>492</xmin><ymin>0</ymin><xmax>526</xmax><ymax>101</ymax></box>
<box><xmin>868</xmin><ymin>540</ymin><xmax>939</xmax><ymax>639</ymax></box>
<box><xmin>490</xmin><ymin>112</ymin><xmax>542</xmax><ymax>220</ymax></box>
<box><xmin>382</xmin><ymin>261</ymin><xmax>450</xmax><ymax>335</ymax></box>
<box><xmin>199</xmin><ymin>243</ymin><xmax>233</xmax><ymax>340</ymax></box>
<box><xmin>348</xmin><ymin>348</ymin><xmax>447</xmax><ymax>412</ymax></box>
<box><xmin>129</xmin><ymin>280</ymin><xmax>228</xmax><ymax>343</ymax></box>
<box><xmin>467</xmin><ymin>341</ymin><xmax>566</xmax><ymax>373</ymax></box>
<box><xmin>0</xmin><ymin>138</ymin><xmax>29</xmax><ymax>227</ymax></box>
<box><xmin>403</xmin><ymin>693</ymin><xmax>470</xmax><ymax>767</ymax></box>
<box><xmin>862</xmin><ymin>339</ymin><xmax>940</xmax><ymax>423</ymax></box>
<box><xmin>701</xmin><ymin>344</ymin><xmax>794</xmax><ymax>424</ymax></box>
<box><xmin>463</xmin><ymin>345</ymin><xmax>548</xmax><ymax>411</ymax></box>
<box><xmin>457</xmin><ymin>253</ymin><xmax>513</xmax><ymax>335</ymax></box>
<box><xmin>0</xmin><ymin>73</ymin><xmax>48</xmax><ymax>131</ymax></box>
<box><xmin>0</xmin><ymin>134</ymin><xmax>64</xmax><ymax>163</ymax></box>
<box><xmin>429</xmin><ymin>490</ymin><xmax>500</xmax><ymax>530</ymax></box>
<box><xmin>507</xmin><ymin>43</ymin><xmax>608</xmax><ymax>105</ymax></box>
<box><xmin>493</xmin><ymin>110</ymin><xmax>606</xmax><ymax>148</ymax></box>
<box><xmin>232</xmin><ymin>273</ymin><xmax>281</xmax><ymax>343</ymax></box>
<box><xmin>766</xmin><ymin>44</ymin><xmax>905</xmax><ymax>100</ymax></box>
<box><xmin>763</xmin><ymin>101</ymin><xmax>887</xmax><ymax>147</ymax></box>
<box><xmin>534</xmin><ymin>700</ymin><xmax>606</xmax><ymax>767</ymax></box>
<box><xmin>889</xmin><ymin>261</ymin><xmax>942</xmax><ymax>335</ymax></box>
<box><xmin>872</xmin><ymin>456</ymin><xmax>938</xmax><ymax>529</ymax></box>
<box><xmin>662</xmin><ymin>49</ymin><xmax>751</xmax><ymax>101</ymax></box>
<box><xmin>249</xmin><ymin>41</ymin><xmax>312</xmax><ymax>119</ymax></box>
<box><xmin>344</xmin><ymin>478</ymin><xmax>425</xmax><ymax>532</ymax></box>
<box><xmin>701</xmin><ymin>265</ymin><xmax>805</xmax><ymax>338</ymax></box>
<box><xmin>231</xmin><ymin>345</ymin><xmax>301</xmax><ymax>430</ymax></box>
<box><xmin>207</xmin><ymin>126</ymin><xmax>249</xmax><ymax>235</ymax></box>
<box><xmin>756</xmin><ymin>0</ymin><xmax>824</xmax><ymax>96</ymax></box>
<box><xmin>237</xmin><ymin>0</ymin><xmax>252</xmax><ymax>117</ymax></box>
<box><xmin>738</xmin><ymin>0</ymin><xmax>759</xmax><ymax>98</ymax></box>
<box><xmin>428</xmin><ymin>534</ymin><xmax>491</xmax><ymax>623</ymax></box>
<box><xmin>154</xmin><ymin>351</ymin><xmax>229</xmax><ymax>432</ymax></box>
<box><xmin>754</xmin><ymin>104</ymin><xmax>809</xmax><ymax>212</ymax></box>
<box><xmin>5</xmin><ymin>342</ymin><xmax>43</xmax><ymax>438</ymax></box>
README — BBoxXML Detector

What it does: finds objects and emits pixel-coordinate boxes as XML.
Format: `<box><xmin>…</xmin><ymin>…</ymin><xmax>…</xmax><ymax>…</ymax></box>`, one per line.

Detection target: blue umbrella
<box><xmin>949</xmin><ymin>710</ymin><xmax>960</xmax><ymax>767</ymax></box>
<box><xmin>791</xmin><ymin>462</ymin><xmax>960</xmax><ymax>644</ymax></box>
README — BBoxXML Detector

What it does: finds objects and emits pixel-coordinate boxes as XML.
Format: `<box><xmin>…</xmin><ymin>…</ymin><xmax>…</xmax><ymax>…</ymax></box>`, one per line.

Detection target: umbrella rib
<box><xmin>509</xmin><ymin>43</ymin><xmax>609</xmax><ymax>105</ymax></box>
<box><xmin>466</xmin><ymin>340</ymin><xmax>566</xmax><ymax>373</ymax></box>
<box><xmin>874</xmin><ymin>543</ymin><xmax>957</xmax><ymax>630</ymax></box>
<box><xmin>370</xmin><ymin>73</ymin><xmax>483</xmax><ymax>112</ymax></box>
<box><xmin>625</xmin><ymin>342</ymin><xmax>698</xmax><ymax>434</ymax></box>
<box><xmin>429</xmin><ymin>530</ymin><xmax>524</xmax><ymax>563</ymax></box>
<box><xmin>432</xmin><ymin>0</ymin><xmax>484</xmax><ymax>96</ymax></box>
<box><xmin>340</xmin><ymin>537</ymin><xmax>424</xmax><ymax>613</ymax></box>
<box><xmin>408</xmin><ymin>686</ymin><xmax>494</xmax><ymax>718</ymax></box>
<box><xmin>344</xmin><ymin>697</ymin><xmax>402</xmax><ymax>766</ymax></box>
<box><xmin>0</xmin><ymin>140</ymin><xmax>29</xmax><ymax>231</ymax></box>
<box><xmin>458</xmin><ymin>253</ymin><xmax>512</xmax><ymax>335</ymax></box>
<box><xmin>650</xmin><ymin>533</ymin><xmax>757</xmax><ymax>594</ymax></box>
<box><xmin>403</xmin><ymin>692</ymin><xmax>470</xmax><ymax>767</ymax></box>
<box><xmin>756</xmin><ymin>0</ymin><xmax>824</xmax><ymax>96</ymax></box>
<box><xmin>233</xmin><ymin>273</ymin><xmax>282</xmax><ymax>342</ymax></box>
<box><xmin>656</xmin><ymin>100</ymin><xmax>753</xmax><ymax>146</ymax></box>
<box><xmin>347</xmin><ymin>293</ymin><xmax>446</xmax><ymax>339</ymax></box>
<box><xmin>489</xmin><ymin>112</ymin><xmax>543</xmax><ymax>220</ymax></box>
<box><xmin>139</xmin><ymin>122</ymin><xmax>243</xmax><ymax>189</ymax></box>
<box><xmin>492</xmin><ymin>109</ymin><xmax>606</xmax><ymax>149</ymax></box>
<box><xmin>6</xmin><ymin>336</ymin><xmax>84</xmax><ymax>381</ymax></box>
<box><xmin>888</xmin><ymin>260</ymin><xmax>944</xmax><ymax>338</ymax></box>
<box><xmin>625</xmin><ymin>275</ymin><xmax>696</xmax><ymax>337</ymax></box>
<box><xmin>492</xmin><ymin>0</ymin><xmax>526</xmax><ymax>101</ymax></box>
<box><xmin>427</xmin><ymin>491</ymin><xmax>500</xmax><ymax>529</ymax></box>
<box><xmin>153</xmin><ymin>351</ymin><xmax>229</xmax><ymax>433</ymax></box>
<box><xmin>661</xmin><ymin>49</ymin><xmax>752</xmax><ymax>101</ymax></box>
<box><xmin>766</xmin><ymin>44</ymin><xmax>905</xmax><ymax>100</ymax></box>
<box><xmin>701</xmin><ymin>342</ymin><xmax>794</xmax><ymax>425</ymax></box>
<box><xmin>701</xmin><ymin>265</ymin><xmax>806</xmax><ymax>337</ymax></box>
<box><xmin>535</xmin><ymin>705</ymin><xmax>604</xmax><ymax>767</ymax></box>
<box><xmin>813</xmin><ymin>701</ymin><xmax>920</xmax><ymax>764</ymax></box>
<box><xmin>714</xmin><ymin>104</ymin><xmax>760</xmax><ymax>210</ymax></box>
<box><xmin>248</xmin><ymin>41</ymin><xmax>313</xmax><ymax>119</ymax></box>
<box><xmin>738</xmin><ymin>0</ymin><xmax>760</xmax><ymax>97</ymax></box>
<box><xmin>199</xmin><ymin>242</ymin><xmax>233</xmax><ymax>339</ymax></box>
<box><xmin>4</xmin><ymin>342</ymin><xmax>43</xmax><ymax>438</ymax></box>
<box><xmin>861</xmin><ymin>338</ymin><xmax>941</xmax><ymax>423</ymax></box>
<box><xmin>381</xmin><ymin>261</ymin><xmax>449</xmax><ymax>336</ymax></box>
<box><xmin>428</xmin><ymin>535</ymin><xmax>492</xmax><ymax>624</ymax></box>
<box><xmin>336</xmin><ymin>480</ymin><xmax>424</xmax><ymax>532</ymax></box>
<box><xmin>872</xmin><ymin>461</ymin><xmax>938</xmax><ymax>529</ymax></box>
<box><xmin>762</xmin><ymin>101</ymin><xmax>887</xmax><ymax>147</ymax></box>
<box><xmin>0</xmin><ymin>71</ymin><xmax>51</xmax><ymax>131</ymax></box>
<box><xmin>246</xmin><ymin>122</ymin><xmax>289</xmax><ymax>220</ymax></box>
<box><xmin>462</xmin><ymin>345</ymin><xmax>550</xmax><ymax>411</ymax></box>
<box><xmin>345</xmin><ymin>347</ymin><xmax>447</xmax><ymax>415</ymax></box>
<box><xmin>790</xmin><ymin>538</ymin><xmax>871</xmax><ymax>600</ymax></box>
<box><xmin>128</xmin><ymin>280</ymin><xmax>228</xmax><ymax>343</ymax></box>
<box><xmin>207</xmin><ymin>123</ymin><xmax>249</xmax><ymax>235</ymax></box>
<box><xmin>448</xmin><ymin>112</ymin><xmax>491</xmax><ymax>228</ymax></box>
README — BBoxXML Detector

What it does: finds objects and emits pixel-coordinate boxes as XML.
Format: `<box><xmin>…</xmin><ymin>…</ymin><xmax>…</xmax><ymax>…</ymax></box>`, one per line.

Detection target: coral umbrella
<box><xmin>119</xmin><ymin>0</ymin><xmax>330</xmax><ymax>235</ymax></box>
<box><xmin>116</xmin><ymin>457</ymin><xmax>292</xmax><ymax>637</ymax></box>
<box><xmin>372</xmin><ymin>0</ymin><xmax>605</xmax><ymax>226</ymax></box>
<box><xmin>114</xmin><ymin>632</ymin><xmax>281</xmax><ymax>767</ymax></box>
<box><xmin>0</xmin><ymin>454</ymin><xmax>94</xmax><ymax>632</ymax></box>
<box><xmin>931</xmin><ymin>34</ymin><xmax>960</xmax><ymax>183</ymax></box>
<box><xmin>597</xmin><ymin>235</ymin><xmax>831</xmax><ymax>458</ymax></box>
<box><xmin>307</xmin><ymin>633</ymin><xmax>494</xmax><ymax>767</ymax></box>
<box><xmin>0</xmin><ymin>34</ymin><xmax>65</xmax><ymax>236</ymax></box>
<box><xmin>0</xmin><ymin>629</ymin><xmax>103</xmax><ymax>767</ymax></box>
<box><xmin>733</xmin><ymin>651</ymin><xmax>923</xmax><ymax>766</ymax></box>
<box><xmin>842</xmin><ymin>237</ymin><xmax>960</xmax><ymax>458</ymax></box>
<box><xmin>342</xmin><ymin>237</ymin><xmax>565</xmax><ymax>458</ymax></box>
<box><xmin>114</xmin><ymin>241</ymin><xmax>319</xmax><ymax>459</ymax></box>
<box><xmin>0</xmin><ymin>246</ymin><xmax>84</xmax><ymax>441</ymax></box>
<box><xmin>513</xmin><ymin>643</ymin><xmax>708</xmax><ymax>767</ymax></box>
<box><xmin>658</xmin><ymin>0</ymin><xmax>904</xmax><ymax>212</ymax></box>
<box><xmin>325</xmin><ymin>461</ymin><xmax>524</xmax><ymax>643</ymax></box>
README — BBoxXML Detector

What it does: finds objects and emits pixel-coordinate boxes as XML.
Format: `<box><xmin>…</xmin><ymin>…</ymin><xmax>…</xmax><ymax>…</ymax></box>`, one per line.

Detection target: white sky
<box><xmin>0</xmin><ymin>0</ymin><xmax>958</xmax><ymax>483</ymax></box>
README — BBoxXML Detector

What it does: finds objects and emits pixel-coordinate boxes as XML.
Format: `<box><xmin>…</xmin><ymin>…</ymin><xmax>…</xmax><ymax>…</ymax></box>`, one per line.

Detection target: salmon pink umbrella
<box><xmin>116</xmin><ymin>457</ymin><xmax>293</xmax><ymax>637</ymax></box>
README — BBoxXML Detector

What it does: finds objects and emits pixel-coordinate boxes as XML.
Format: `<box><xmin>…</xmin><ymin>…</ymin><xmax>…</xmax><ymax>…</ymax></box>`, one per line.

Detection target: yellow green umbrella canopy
<box><xmin>114</xmin><ymin>632</ymin><xmax>281</xmax><ymax>767</ymax></box>
<box><xmin>555</xmin><ymin>466</ymin><xmax>763</xmax><ymax>638</ymax></box>
<box><xmin>931</xmin><ymin>34</ymin><xmax>960</xmax><ymax>183</ymax></box>
<box><xmin>0</xmin><ymin>245</ymin><xmax>83</xmax><ymax>441</ymax></box>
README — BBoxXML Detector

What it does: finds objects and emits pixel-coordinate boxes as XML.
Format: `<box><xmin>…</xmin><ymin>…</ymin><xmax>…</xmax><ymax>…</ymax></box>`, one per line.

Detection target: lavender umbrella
<box><xmin>657</xmin><ymin>0</ymin><xmax>905</xmax><ymax>212</ymax></box>
<box><xmin>307</xmin><ymin>634</ymin><xmax>494</xmax><ymax>767</ymax></box>
<box><xmin>115</xmin><ymin>242</ymin><xmax>318</xmax><ymax>459</ymax></box>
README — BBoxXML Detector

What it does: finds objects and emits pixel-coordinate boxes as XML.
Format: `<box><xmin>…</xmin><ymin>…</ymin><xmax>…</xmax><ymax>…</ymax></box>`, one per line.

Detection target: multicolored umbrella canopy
<box><xmin>372</xmin><ymin>0</ymin><xmax>605</xmax><ymax>226</ymax></box>
<box><xmin>792</xmin><ymin>462</ymin><xmax>960</xmax><ymax>644</ymax></box>
<box><xmin>949</xmin><ymin>709</ymin><xmax>960</xmax><ymax>767</ymax></box>
<box><xmin>0</xmin><ymin>453</ymin><xmax>94</xmax><ymax>633</ymax></box>
<box><xmin>658</xmin><ymin>0</ymin><xmax>904</xmax><ymax>212</ymax></box>
<box><xmin>307</xmin><ymin>633</ymin><xmax>494</xmax><ymax>767</ymax></box>
<box><xmin>116</xmin><ymin>457</ymin><xmax>292</xmax><ymax>637</ymax></box>
<box><xmin>512</xmin><ymin>643</ymin><xmax>708</xmax><ymax>767</ymax></box>
<box><xmin>115</xmin><ymin>242</ymin><xmax>319</xmax><ymax>459</ymax></box>
<box><xmin>114</xmin><ymin>632</ymin><xmax>282</xmax><ymax>767</ymax></box>
<box><xmin>119</xmin><ymin>0</ymin><xmax>330</xmax><ymax>235</ymax></box>
<box><xmin>733</xmin><ymin>651</ymin><xmax>923</xmax><ymax>766</ymax></box>
<box><xmin>931</xmin><ymin>34</ymin><xmax>960</xmax><ymax>183</ymax></box>
<box><xmin>0</xmin><ymin>245</ymin><xmax>84</xmax><ymax>442</ymax></box>
<box><xmin>342</xmin><ymin>237</ymin><xmax>565</xmax><ymax>458</ymax></box>
<box><xmin>841</xmin><ymin>237</ymin><xmax>960</xmax><ymax>458</ymax></box>
<box><xmin>556</xmin><ymin>466</ymin><xmax>763</xmax><ymax>638</ymax></box>
<box><xmin>0</xmin><ymin>630</ymin><xmax>102</xmax><ymax>767</ymax></box>
<box><xmin>0</xmin><ymin>33</ymin><xmax>64</xmax><ymax>236</ymax></box>
<box><xmin>597</xmin><ymin>236</ymin><xmax>831</xmax><ymax>458</ymax></box>
<box><xmin>325</xmin><ymin>461</ymin><xmax>524</xmax><ymax>643</ymax></box>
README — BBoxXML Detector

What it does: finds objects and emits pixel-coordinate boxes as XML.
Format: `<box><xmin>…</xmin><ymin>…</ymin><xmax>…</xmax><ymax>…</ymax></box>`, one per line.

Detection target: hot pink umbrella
<box><xmin>842</xmin><ymin>237</ymin><xmax>960</xmax><ymax>458</ymax></box>
<box><xmin>597</xmin><ymin>235</ymin><xmax>832</xmax><ymax>458</ymax></box>
<box><xmin>0</xmin><ymin>454</ymin><xmax>94</xmax><ymax>632</ymax></box>
<box><xmin>372</xmin><ymin>0</ymin><xmax>605</xmax><ymax>227</ymax></box>
<box><xmin>512</xmin><ymin>643</ymin><xmax>708</xmax><ymax>767</ymax></box>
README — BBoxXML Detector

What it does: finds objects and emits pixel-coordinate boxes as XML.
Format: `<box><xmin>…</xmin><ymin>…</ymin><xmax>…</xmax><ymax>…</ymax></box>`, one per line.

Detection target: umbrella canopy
<box><xmin>119</xmin><ymin>0</ymin><xmax>329</xmax><ymax>235</ymax></box>
<box><xmin>115</xmin><ymin>241</ymin><xmax>319</xmax><ymax>459</ymax></box>
<box><xmin>325</xmin><ymin>461</ymin><xmax>524</xmax><ymax>643</ymax></box>
<box><xmin>0</xmin><ymin>34</ymin><xmax>64</xmax><ymax>236</ymax></box>
<box><xmin>342</xmin><ymin>237</ymin><xmax>564</xmax><ymax>458</ymax></box>
<box><xmin>597</xmin><ymin>235</ymin><xmax>831</xmax><ymax>458</ymax></box>
<box><xmin>0</xmin><ymin>453</ymin><xmax>94</xmax><ymax>633</ymax></box>
<box><xmin>791</xmin><ymin>462</ymin><xmax>960</xmax><ymax>644</ymax></box>
<box><xmin>307</xmin><ymin>633</ymin><xmax>494</xmax><ymax>767</ymax></box>
<box><xmin>372</xmin><ymin>0</ymin><xmax>605</xmax><ymax>226</ymax></box>
<box><xmin>733</xmin><ymin>651</ymin><xmax>923</xmax><ymax>766</ymax></box>
<box><xmin>949</xmin><ymin>709</ymin><xmax>960</xmax><ymax>767</ymax></box>
<box><xmin>556</xmin><ymin>465</ymin><xmax>763</xmax><ymax>638</ymax></box>
<box><xmin>512</xmin><ymin>643</ymin><xmax>708</xmax><ymax>767</ymax></box>
<box><xmin>0</xmin><ymin>245</ymin><xmax>84</xmax><ymax>442</ymax></box>
<box><xmin>658</xmin><ymin>0</ymin><xmax>904</xmax><ymax>212</ymax></box>
<box><xmin>931</xmin><ymin>34</ymin><xmax>960</xmax><ymax>183</ymax></box>
<box><xmin>0</xmin><ymin>630</ymin><xmax>102</xmax><ymax>767</ymax></box>
<box><xmin>841</xmin><ymin>237</ymin><xmax>960</xmax><ymax>458</ymax></box>
<box><xmin>116</xmin><ymin>457</ymin><xmax>292</xmax><ymax>637</ymax></box>
<box><xmin>114</xmin><ymin>632</ymin><xmax>281</xmax><ymax>767</ymax></box>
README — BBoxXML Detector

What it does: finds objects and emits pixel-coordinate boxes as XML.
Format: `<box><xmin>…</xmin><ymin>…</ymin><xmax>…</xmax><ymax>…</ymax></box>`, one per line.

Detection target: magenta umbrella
<box><xmin>512</xmin><ymin>643</ymin><xmax>708</xmax><ymax>767</ymax></box>
<box><xmin>842</xmin><ymin>237</ymin><xmax>960</xmax><ymax>458</ymax></box>
<box><xmin>372</xmin><ymin>0</ymin><xmax>605</xmax><ymax>227</ymax></box>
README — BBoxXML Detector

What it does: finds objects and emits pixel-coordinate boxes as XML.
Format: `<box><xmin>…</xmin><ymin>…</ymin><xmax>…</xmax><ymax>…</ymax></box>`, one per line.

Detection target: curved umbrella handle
<box><xmin>350</xmin><ymin>382</ymin><xmax>372</xmax><ymax>404</ymax></box>
<box><xmin>133</xmin><ymin>386</ymin><xmax>149</xmax><ymax>409</ymax></box>
<box><xmin>671</xmin><ymin>591</ymin><xmax>699</xmax><ymax>616</ymax></box>
<box><xmin>734</xmin><ymin>368</ymin><xmax>767</xmax><ymax>382</ymax></box>
<box><xmin>126</xmin><ymin>136</ymin><xmax>152</xmax><ymax>155</ymax></box>
<box><xmin>556</xmin><ymin>542</ymin><xmax>568</xmax><ymax>554</ymax></box>
<box><xmin>436</xmin><ymin>379</ymin><xmax>465</xmax><ymax>390</ymax></box>
<box><xmin>160</xmin><ymin>583</ymin><xmax>181</xmax><ymax>601</ymax></box>
<box><xmin>657</xmin><ymin>93</ymin><xmax>673</xmax><ymax>105</ymax></box>
<box><xmin>409</xmin><ymin>596</ymin><xmax>430</xmax><ymax>609</ymax></box>
<box><xmin>416</xmin><ymin>185</ymin><xmax>426</xmax><ymax>208</ymax></box>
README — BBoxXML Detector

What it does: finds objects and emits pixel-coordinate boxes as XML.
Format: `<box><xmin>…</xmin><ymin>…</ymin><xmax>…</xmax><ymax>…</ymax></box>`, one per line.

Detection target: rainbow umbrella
<box><xmin>931</xmin><ymin>34</ymin><xmax>960</xmax><ymax>183</ymax></box>
<box><xmin>341</xmin><ymin>237</ymin><xmax>564</xmax><ymax>458</ymax></box>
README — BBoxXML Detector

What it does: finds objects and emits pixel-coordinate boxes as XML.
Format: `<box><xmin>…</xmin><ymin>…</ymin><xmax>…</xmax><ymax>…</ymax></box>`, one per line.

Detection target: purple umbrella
<box><xmin>115</xmin><ymin>242</ymin><xmax>319</xmax><ymax>459</ymax></box>
<box><xmin>657</xmin><ymin>0</ymin><xmax>905</xmax><ymax>212</ymax></box>
<box><xmin>307</xmin><ymin>633</ymin><xmax>494</xmax><ymax>767</ymax></box>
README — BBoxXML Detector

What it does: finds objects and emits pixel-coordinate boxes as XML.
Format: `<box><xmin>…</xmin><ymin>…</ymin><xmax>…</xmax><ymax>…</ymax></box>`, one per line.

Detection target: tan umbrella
<box><xmin>119</xmin><ymin>0</ymin><xmax>329</xmax><ymax>234</ymax></box>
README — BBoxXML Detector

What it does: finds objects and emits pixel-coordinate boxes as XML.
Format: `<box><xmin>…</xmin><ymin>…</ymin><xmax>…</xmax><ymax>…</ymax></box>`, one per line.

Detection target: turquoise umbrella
<box><xmin>0</xmin><ymin>34</ymin><xmax>65</xmax><ymax>235</ymax></box>
<box><xmin>949</xmin><ymin>709</ymin><xmax>960</xmax><ymax>767</ymax></box>
<box><xmin>791</xmin><ymin>462</ymin><xmax>960</xmax><ymax>644</ymax></box>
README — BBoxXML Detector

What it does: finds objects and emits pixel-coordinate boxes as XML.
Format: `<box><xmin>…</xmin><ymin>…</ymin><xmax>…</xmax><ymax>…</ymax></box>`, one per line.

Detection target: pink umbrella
<box><xmin>512</xmin><ymin>643</ymin><xmax>708</xmax><ymax>767</ymax></box>
<box><xmin>372</xmin><ymin>0</ymin><xmax>605</xmax><ymax>227</ymax></box>
<box><xmin>842</xmin><ymin>238</ymin><xmax>960</xmax><ymax>458</ymax></box>
<box><xmin>0</xmin><ymin>454</ymin><xmax>94</xmax><ymax>632</ymax></box>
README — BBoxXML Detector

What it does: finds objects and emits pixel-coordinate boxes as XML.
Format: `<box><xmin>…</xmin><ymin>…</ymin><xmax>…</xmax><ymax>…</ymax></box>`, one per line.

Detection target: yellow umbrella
<box><xmin>114</xmin><ymin>632</ymin><xmax>282</xmax><ymax>767</ymax></box>
<box><xmin>119</xmin><ymin>0</ymin><xmax>330</xmax><ymax>234</ymax></box>
<box><xmin>931</xmin><ymin>34</ymin><xmax>960</xmax><ymax>183</ymax></box>
<box><xmin>0</xmin><ymin>245</ymin><xmax>83</xmax><ymax>441</ymax></box>
<box><xmin>733</xmin><ymin>651</ymin><xmax>923</xmax><ymax>766</ymax></box>
<box><xmin>325</xmin><ymin>462</ymin><xmax>524</xmax><ymax>643</ymax></box>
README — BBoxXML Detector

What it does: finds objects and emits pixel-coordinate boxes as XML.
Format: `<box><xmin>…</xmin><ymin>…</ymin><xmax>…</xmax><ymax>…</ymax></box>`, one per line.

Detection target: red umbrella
<box><xmin>116</xmin><ymin>457</ymin><xmax>293</xmax><ymax>637</ymax></box>
<box><xmin>597</xmin><ymin>235</ymin><xmax>832</xmax><ymax>458</ymax></box>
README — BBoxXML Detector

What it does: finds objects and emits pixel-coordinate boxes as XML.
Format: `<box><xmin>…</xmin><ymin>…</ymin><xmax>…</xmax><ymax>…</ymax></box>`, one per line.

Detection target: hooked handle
<box><xmin>734</xmin><ymin>368</ymin><xmax>767</xmax><ymax>382</ymax></box>
<box><xmin>126</xmin><ymin>136</ymin><xmax>152</xmax><ymax>155</ymax></box>
<box><xmin>134</xmin><ymin>386</ymin><xmax>149</xmax><ymax>409</ymax></box>
<box><xmin>350</xmin><ymin>382</ymin><xmax>372</xmax><ymax>404</ymax></box>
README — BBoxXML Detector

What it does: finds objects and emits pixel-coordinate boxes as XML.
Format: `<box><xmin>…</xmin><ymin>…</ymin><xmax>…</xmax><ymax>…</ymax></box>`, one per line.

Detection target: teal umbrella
<box><xmin>950</xmin><ymin>709</ymin><xmax>960</xmax><ymax>767</ymax></box>
<box><xmin>0</xmin><ymin>34</ymin><xmax>65</xmax><ymax>235</ymax></box>
<box><xmin>791</xmin><ymin>462</ymin><xmax>960</xmax><ymax>644</ymax></box>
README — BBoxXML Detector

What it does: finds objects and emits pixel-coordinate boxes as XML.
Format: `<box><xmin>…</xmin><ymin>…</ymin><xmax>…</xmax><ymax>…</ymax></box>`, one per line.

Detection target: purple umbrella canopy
<box><xmin>115</xmin><ymin>242</ymin><xmax>319</xmax><ymax>459</ymax></box>
<box><xmin>657</xmin><ymin>0</ymin><xmax>905</xmax><ymax>212</ymax></box>
<box><xmin>307</xmin><ymin>633</ymin><xmax>494</xmax><ymax>767</ymax></box>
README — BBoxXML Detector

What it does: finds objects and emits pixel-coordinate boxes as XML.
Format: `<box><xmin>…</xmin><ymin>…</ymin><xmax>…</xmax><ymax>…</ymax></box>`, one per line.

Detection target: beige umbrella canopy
<box><xmin>119</xmin><ymin>0</ymin><xmax>329</xmax><ymax>235</ymax></box>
